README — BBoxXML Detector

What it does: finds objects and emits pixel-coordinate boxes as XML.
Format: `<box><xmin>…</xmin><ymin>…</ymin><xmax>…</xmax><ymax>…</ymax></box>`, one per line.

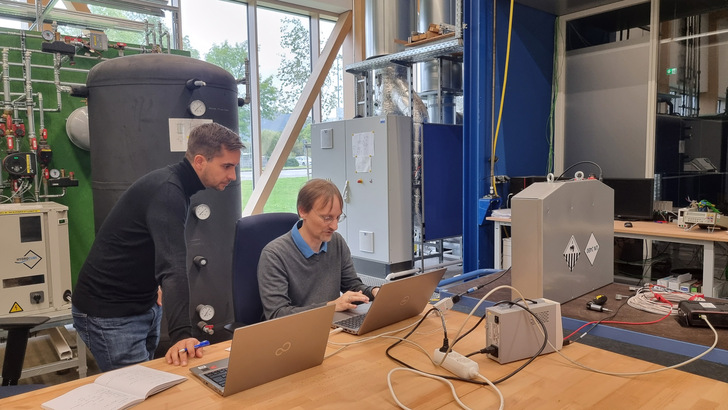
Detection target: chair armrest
<box><xmin>223</xmin><ymin>322</ymin><xmax>249</xmax><ymax>333</ymax></box>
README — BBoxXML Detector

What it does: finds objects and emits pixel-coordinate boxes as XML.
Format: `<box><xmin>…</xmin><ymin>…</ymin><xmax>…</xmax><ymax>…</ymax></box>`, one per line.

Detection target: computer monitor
<box><xmin>601</xmin><ymin>178</ymin><xmax>655</xmax><ymax>220</ymax></box>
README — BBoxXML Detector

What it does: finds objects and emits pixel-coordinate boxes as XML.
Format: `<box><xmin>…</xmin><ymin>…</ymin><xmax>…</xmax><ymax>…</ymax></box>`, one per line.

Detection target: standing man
<box><xmin>72</xmin><ymin>122</ymin><xmax>243</xmax><ymax>371</ymax></box>
<box><xmin>258</xmin><ymin>178</ymin><xmax>379</xmax><ymax>319</ymax></box>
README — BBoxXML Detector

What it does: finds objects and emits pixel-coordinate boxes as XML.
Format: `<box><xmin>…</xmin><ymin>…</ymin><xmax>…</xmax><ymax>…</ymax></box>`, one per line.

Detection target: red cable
<box><xmin>563</xmin><ymin>307</ymin><xmax>672</xmax><ymax>341</ymax></box>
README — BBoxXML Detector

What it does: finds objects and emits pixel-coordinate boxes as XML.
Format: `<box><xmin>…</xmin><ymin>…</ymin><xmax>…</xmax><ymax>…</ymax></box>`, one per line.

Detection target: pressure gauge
<box><xmin>193</xmin><ymin>203</ymin><xmax>211</xmax><ymax>220</ymax></box>
<box><xmin>189</xmin><ymin>99</ymin><xmax>206</xmax><ymax>117</ymax></box>
<box><xmin>196</xmin><ymin>304</ymin><xmax>215</xmax><ymax>321</ymax></box>
<box><xmin>49</xmin><ymin>168</ymin><xmax>61</xmax><ymax>178</ymax></box>
<box><xmin>41</xmin><ymin>30</ymin><xmax>55</xmax><ymax>41</ymax></box>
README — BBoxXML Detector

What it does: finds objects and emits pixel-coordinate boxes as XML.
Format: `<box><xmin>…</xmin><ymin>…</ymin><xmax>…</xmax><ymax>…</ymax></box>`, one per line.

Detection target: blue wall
<box><xmin>463</xmin><ymin>0</ymin><xmax>556</xmax><ymax>271</ymax></box>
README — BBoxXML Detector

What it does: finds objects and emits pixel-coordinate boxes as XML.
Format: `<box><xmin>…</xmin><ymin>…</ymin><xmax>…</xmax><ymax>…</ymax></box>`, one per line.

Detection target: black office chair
<box><xmin>225</xmin><ymin>212</ymin><xmax>300</xmax><ymax>331</ymax></box>
<box><xmin>0</xmin><ymin>316</ymin><xmax>50</xmax><ymax>398</ymax></box>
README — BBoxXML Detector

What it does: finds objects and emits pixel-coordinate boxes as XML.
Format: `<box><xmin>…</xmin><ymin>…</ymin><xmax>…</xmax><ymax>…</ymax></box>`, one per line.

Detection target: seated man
<box><xmin>258</xmin><ymin>178</ymin><xmax>379</xmax><ymax>319</ymax></box>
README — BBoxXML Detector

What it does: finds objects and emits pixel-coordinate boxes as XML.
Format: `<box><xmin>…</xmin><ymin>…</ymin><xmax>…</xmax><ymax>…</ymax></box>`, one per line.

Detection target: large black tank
<box><xmin>80</xmin><ymin>53</ymin><xmax>240</xmax><ymax>343</ymax></box>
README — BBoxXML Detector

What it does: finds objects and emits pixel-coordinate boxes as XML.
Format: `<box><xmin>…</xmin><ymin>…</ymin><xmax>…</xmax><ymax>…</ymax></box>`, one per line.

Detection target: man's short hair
<box><xmin>185</xmin><ymin>123</ymin><xmax>244</xmax><ymax>161</ymax></box>
<box><xmin>297</xmin><ymin>179</ymin><xmax>343</xmax><ymax>215</ymax></box>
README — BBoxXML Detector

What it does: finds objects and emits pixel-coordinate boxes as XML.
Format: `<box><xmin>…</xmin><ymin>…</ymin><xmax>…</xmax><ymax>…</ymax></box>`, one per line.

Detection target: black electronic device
<box><xmin>3</xmin><ymin>152</ymin><xmax>37</xmax><ymax>176</ymax></box>
<box><xmin>677</xmin><ymin>300</ymin><xmax>728</xmax><ymax>328</ymax></box>
<box><xmin>601</xmin><ymin>178</ymin><xmax>655</xmax><ymax>221</ymax></box>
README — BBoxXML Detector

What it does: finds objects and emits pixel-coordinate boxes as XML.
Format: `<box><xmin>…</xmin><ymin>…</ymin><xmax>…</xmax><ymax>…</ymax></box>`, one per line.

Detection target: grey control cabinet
<box><xmin>511</xmin><ymin>179</ymin><xmax>614</xmax><ymax>303</ymax></box>
<box><xmin>311</xmin><ymin>115</ymin><xmax>412</xmax><ymax>274</ymax></box>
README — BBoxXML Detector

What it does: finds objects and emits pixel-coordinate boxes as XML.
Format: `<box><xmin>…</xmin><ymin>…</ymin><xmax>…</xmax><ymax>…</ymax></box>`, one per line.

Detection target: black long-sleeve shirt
<box><xmin>73</xmin><ymin>158</ymin><xmax>204</xmax><ymax>343</ymax></box>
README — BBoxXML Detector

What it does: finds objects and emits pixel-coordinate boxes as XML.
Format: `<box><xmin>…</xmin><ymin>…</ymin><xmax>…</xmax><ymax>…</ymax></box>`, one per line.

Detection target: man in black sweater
<box><xmin>72</xmin><ymin>123</ymin><xmax>243</xmax><ymax>371</ymax></box>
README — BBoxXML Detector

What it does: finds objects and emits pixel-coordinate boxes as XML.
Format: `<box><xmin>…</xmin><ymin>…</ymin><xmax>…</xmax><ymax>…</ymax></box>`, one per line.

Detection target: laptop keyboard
<box><xmin>334</xmin><ymin>314</ymin><xmax>365</xmax><ymax>329</ymax></box>
<box><xmin>205</xmin><ymin>368</ymin><xmax>228</xmax><ymax>387</ymax></box>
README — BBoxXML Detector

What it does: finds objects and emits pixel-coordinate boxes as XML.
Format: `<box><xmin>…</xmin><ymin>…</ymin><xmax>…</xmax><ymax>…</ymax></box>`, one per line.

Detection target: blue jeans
<box><xmin>72</xmin><ymin>304</ymin><xmax>162</xmax><ymax>372</ymax></box>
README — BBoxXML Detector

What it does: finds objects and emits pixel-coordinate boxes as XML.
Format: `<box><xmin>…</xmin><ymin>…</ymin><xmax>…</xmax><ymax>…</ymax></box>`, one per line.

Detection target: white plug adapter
<box><xmin>433</xmin><ymin>349</ymin><xmax>479</xmax><ymax>379</ymax></box>
<box><xmin>433</xmin><ymin>297</ymin><xmax>454</xmax><ymax>312</ymax></box>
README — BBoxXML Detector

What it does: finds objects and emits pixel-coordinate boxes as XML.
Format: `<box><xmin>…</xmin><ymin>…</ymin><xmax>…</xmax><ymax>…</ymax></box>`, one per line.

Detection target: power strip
<box><xmin>433</xmin><ymin>349</ymin><xmax>479</xmax><ymax>379</ymax></box>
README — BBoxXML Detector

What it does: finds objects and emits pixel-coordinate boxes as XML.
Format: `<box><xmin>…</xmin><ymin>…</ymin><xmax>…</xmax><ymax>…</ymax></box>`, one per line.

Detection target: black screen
<box><xmin>601</xmin><ymin>178</ymin><xmax>654</xmax><ymax>220</ymax></box>
<box><xmin>19</xmin><ymin>215</ymin><xmax>42</xmax><ymax>242</ymax></box>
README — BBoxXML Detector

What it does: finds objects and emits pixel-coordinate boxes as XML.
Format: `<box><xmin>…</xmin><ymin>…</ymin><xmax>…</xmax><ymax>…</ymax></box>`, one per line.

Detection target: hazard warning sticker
<box><xmin>585</xmin><ymin>233</ymin><xmax>599</xmax><ymax>266</ymax></box>
<box><xmin>563</xmin><ymin>235</ymin><xmax>580</xmax><ymax>272</ymax></box>
<box><xmin>9</xmin><ymin>302</ymin><xmax>23</xmax><ymax>314</ymax></box>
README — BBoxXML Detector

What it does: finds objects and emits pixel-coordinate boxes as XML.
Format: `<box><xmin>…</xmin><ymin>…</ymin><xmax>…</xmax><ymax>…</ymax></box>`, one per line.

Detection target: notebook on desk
<box><xmin>190</xmin><ymin>304</ymin><xmax>335</xmax><ymax>397</ymax></box>
<box><xmin>333</xmin><ymin>268</ymin><xmax>446</xmax><ymax>335</ymax></box>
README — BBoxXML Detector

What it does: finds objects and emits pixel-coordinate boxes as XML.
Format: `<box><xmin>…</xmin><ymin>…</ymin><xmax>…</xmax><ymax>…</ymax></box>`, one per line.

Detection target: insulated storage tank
<box><xmin>80</xmin><ymin>53</ymin><xmax>241</xmax><ymax>343</ymax></box>
<box><xmin>364</xmin><ymin>0</ymin><xmax>414</xmax><ymax>58</ymax></box>
<box><xmin>417</xmin><ymin>0</ymin><xmax>462</xmax><ymax>124</ymax></box>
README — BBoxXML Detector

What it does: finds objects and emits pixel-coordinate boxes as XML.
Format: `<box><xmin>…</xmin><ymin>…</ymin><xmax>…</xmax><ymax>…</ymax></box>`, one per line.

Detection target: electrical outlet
<box><xmin>433</xmin><ymin>349</ymin><xmax>479</xmax><ymax>379</ymax></box>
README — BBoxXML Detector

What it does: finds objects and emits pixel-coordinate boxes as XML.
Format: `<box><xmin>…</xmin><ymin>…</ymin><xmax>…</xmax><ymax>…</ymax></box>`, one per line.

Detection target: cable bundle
<box><xmin>626</xmin><ymin>284</ymin><xmax>704</xmax><ymax>315</ymax></box>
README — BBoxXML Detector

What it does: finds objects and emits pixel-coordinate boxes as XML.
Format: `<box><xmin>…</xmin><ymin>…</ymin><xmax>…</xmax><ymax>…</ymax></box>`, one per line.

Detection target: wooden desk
<box><xmin>486</xmin><ymin>216</ymin><xmax>728</xmax><ymax>297</ymax></box>
<box><xmin>2</xmin><ymin>309</ymin><xmax>727</xmax><ymax>409</ymax></box>
<box><xmin>614</xmin><ymin>220</ymin><xmax>728</xmax><ymax>296</ymax></box>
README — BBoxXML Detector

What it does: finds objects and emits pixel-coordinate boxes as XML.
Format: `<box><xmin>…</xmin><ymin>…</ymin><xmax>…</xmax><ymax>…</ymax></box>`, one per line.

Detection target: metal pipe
<box><xmin>38</xmin><ymin>188</ymin><xmax>67</xmax><ymax>199</ymax></box>
<box><xmin>24</xmin><ymin>50</ymin><xmax>36</xmax><ymax>141</ymax></box>
<box><xmin>144</xmin><ymin>20</ymin><xmax>150</xmax><ymax>50</ymax></box>
<box><xmin>38</xmin><ymin>92</ymin><xmax>44</xmax><ymax>130</ymax></box>
<box><xmin>455</xmin><ymin>0</ymin><xmax>463</xmax><ymax>39</ymax></box>
<box><xmin>53</xmin><ymin>53</ymin><xmax>70</xmax><ymax>112</ymax></box>
<box><xmin>384</xmin><ymin>259</ymin><xmax>462</xmax><ymax>281</ymax></box>
<box><xmin>3</xmin><ymin>48</ymin><xmax>11</xmax><ymax>111</ymax></box>
<box><xmin>34</xmin><ymin>93</ymin><xmax>45</xmax><ymax>201</ymax></box>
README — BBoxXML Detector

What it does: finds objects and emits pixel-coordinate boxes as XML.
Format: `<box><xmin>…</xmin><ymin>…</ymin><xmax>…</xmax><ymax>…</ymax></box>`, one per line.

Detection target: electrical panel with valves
<box><xmin>0</xmin><ymin>40</ymin><xmax>81</xmax><ymax>204</ymax></box>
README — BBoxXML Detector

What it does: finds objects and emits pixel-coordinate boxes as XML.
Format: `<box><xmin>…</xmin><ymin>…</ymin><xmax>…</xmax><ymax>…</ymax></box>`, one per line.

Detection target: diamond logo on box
<box><xmin>563</xmin><ymin>236</ymin><xmax>580</xmax><ymax>272</ymax></box>
<box><xmin>585</xmin><ymin>233</ymin><xmax>599</xmax><ymax>266</ymax></box>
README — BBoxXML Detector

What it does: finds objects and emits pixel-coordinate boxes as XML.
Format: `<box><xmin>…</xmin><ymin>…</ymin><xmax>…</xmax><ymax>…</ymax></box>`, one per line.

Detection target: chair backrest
<box><xmin>231</xmin><ymin>212</ymin><xmax>300</xmax><ymax>326</ymax></box>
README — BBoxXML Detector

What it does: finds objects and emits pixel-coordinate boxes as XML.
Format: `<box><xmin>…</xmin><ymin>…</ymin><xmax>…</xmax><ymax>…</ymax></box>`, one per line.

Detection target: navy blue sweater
<box><xmin>73</xmin><ymin>158</ymin><xmax>204</xmax><ymax>343</ymax></box>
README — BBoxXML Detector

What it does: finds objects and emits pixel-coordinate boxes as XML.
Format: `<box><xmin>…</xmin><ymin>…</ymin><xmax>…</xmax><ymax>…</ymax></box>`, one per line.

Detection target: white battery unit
<box><xmin>511</xmin><ymin>179</ymin><xmax>614</xmax><ymax>303</ymax></box>
<box><xmin>0</xmin><ymin>202</ymin><xmax>72</xmax><ymax>317</ymax></box>
<box><xmin>310</xmin><ymin>115</ymin><xmax>412</xmax><ymax>271</ymax></box>
<box><xmin>485</xmin><ymin>298</ymin><xmax>563</xmax><ymax>364</ymax></box>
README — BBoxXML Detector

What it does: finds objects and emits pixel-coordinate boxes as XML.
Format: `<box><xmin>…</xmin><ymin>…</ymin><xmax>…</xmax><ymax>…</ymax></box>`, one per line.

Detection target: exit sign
<box><xmin>666</xmin><ymin>67</ymin><xmax>677</xmax><ymax>75</ymax></box>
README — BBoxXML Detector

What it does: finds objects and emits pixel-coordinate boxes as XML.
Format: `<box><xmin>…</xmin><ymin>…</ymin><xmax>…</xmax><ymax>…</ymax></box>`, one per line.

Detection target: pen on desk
<box><xmin>179</xmin><ymin>340</ymin><xmax>210</xmax><ymax>353</ymax></box>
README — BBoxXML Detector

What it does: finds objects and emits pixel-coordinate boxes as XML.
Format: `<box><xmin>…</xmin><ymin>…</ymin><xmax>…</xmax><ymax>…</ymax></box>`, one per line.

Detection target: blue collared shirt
<box><xmin>291</xmin><ymin>220</ymin><xmax>327</xmax><ymax>259</ymax></box>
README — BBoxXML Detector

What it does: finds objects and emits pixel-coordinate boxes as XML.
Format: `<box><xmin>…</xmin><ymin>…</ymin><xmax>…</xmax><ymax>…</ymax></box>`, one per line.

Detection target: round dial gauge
<box><xmin>196</xmin><ymin>304</ymin><xmax>215</xmax><ymax>321</ymax></box>
<box><xmin>49</xmin><ymin>169</ymin><xmax>61</xmax><ymax>178</ymax></box>
<box><xmin>189</xmin><ymin>99</ymin><xmax>206</xmax><ymax>117</ymax></box>
<box><xmin>42</xmin><ymin>30</ymin><xmax>55</xmax><ymax>41</ymax></box>
<box><xmin>194</xmin><ymin>204</ymin><xmax>211</xmax><ymax>220</ymax></box>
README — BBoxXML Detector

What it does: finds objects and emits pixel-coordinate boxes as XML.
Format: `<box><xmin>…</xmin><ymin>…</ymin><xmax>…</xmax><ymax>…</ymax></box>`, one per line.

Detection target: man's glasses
<box><xmin>317</xmin><ymin>212</ymin><xmax>346</xmax><ymax>224</ymax></box>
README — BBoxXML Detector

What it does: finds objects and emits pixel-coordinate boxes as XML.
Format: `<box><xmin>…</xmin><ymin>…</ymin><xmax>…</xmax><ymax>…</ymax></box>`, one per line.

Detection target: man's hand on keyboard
<box><xmin>330</xmin><ymin>291</ymin><xmax>369</xmax><ymax>311</ymax></box>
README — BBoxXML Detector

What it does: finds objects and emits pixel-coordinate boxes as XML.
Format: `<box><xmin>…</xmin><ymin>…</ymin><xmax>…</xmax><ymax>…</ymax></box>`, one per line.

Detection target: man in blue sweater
<box><xmin>72</xmin><ymin>123</ymin><xmax>243</xmax><ymax>371</ymax></box>
<box><xmin>258</xmin><ymin>179</ymin><xmax>379</xmax><ymax>319</ymax></box>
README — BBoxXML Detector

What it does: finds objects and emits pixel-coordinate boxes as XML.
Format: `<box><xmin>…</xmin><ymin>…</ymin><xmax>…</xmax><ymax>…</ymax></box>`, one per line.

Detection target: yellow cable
<box><xmin>491</xmin><ymin>0</ymin><xmax>514</xmax><ymax>198</ymax></box>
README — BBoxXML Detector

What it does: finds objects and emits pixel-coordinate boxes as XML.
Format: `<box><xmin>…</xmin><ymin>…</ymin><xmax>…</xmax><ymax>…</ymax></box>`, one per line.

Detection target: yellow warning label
<box><xmin>0</xmin><ymin>209</ymin><xmax>40</xmax><ymax>215</ymax></box>
<box><xmin>9</xmin><ymin>302</ymin><xmax>23</xmax><ymax>313</ymax></box>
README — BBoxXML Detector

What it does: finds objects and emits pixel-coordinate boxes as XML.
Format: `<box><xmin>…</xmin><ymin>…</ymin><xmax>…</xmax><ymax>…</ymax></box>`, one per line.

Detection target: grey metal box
<box><xmin>485</xmin><ymin>298</ymin><xmax>563</xmax><ymax>364</ymax></box>
<box><xmin>511</xmin><ymin>179</ymin><xmax>614</xmax><ymax>303</ymax></box>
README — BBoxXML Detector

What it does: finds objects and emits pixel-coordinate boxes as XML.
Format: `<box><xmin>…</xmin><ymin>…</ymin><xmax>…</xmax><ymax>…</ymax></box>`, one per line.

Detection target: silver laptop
<box><xmin>333</xmin><ymin>268</ymin><xmax>446</xmax><ymax>335</ymax></box>
<box><xmin>190</xmin><ymin>304</ymin><xmax>335</xmax><ymax>397</ymax></box>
